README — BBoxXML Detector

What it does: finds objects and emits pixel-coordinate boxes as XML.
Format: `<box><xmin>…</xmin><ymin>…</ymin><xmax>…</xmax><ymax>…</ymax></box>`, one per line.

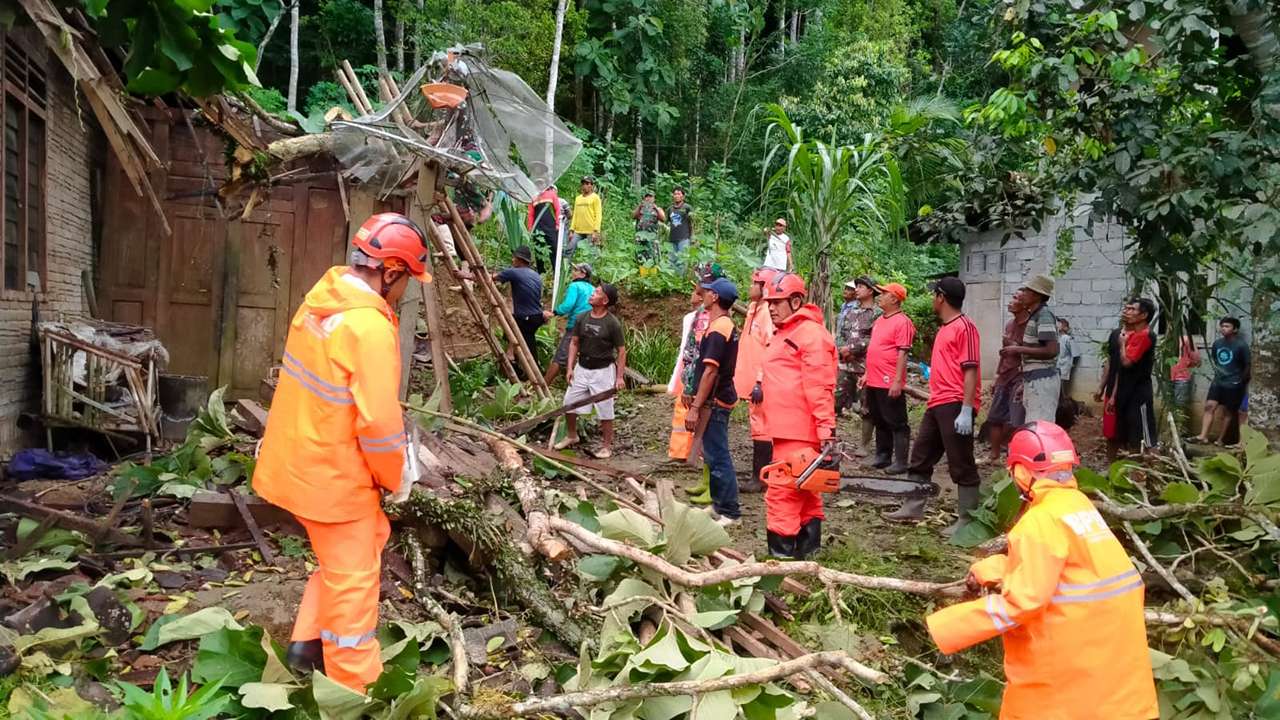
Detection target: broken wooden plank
<box><xmin>624</xmin><ymin>367</ymin><xmax>652</xmax><ymax>386</ymax></box>
<box><xmin>499</xmin><ymin>388</ymin><xmax>617</xmax><ymax>437</ymax></box>
<box><xmin>0</xmin><ymin>493</ymin><xmax>141</xmax><ymax>547</ymax></box>
<box><xmin>186</xmin><ymin>490</ymin><xmax>302</xmax><ymax>533</ymax></box>
<box><xmin>227</xmin><ymin>489</ymin><xmax>277</xmax><ymax>565</ymax></box>
<box><xmin>724</xmin><ymin>626</ymin><xmax>780</xmax><ymax>660</ymax></box>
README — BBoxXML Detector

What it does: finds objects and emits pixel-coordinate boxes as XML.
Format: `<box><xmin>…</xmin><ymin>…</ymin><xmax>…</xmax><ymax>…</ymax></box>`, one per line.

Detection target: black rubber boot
<box><xmin>286</xmin><ymin>639</ymin><xmax>325</xmax><ymax>675</ymax></box>
<box><xmin>741</xmin><ymin>441</ymin><xmax>770</xmax><ymax>493</ymax></box>
<box><xmin>883</xmin><ymin>431</ymin><xmax>911</xmax><ymax>475</ymax></box>
<box><xmin>883</xmin><ymin>473</ymin><xmax>930</xmax><ymax>523</ymax></box>
<box><xmin>766</xmin><ymin>531</ymin><xmax>798</xmax><ymax>560</ymax></box>
<box><xmin>796</xmin><ymin>519</ymin><xmax>822</xmax><ymax>559</ymax></box>
<box><xmin>942</xmin><ymin>484</ymin><xmax>983</xmax><ymax>538</ymax></box>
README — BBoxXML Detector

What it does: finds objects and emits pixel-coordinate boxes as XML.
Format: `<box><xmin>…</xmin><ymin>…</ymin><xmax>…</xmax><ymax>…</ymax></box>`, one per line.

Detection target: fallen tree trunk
<box><xmin>485</xmin><ymin>437</ymin><xmax>573</xmax><ymax>563</ymax></box>
<box><xmin>457</xmin><ymin>650</ymin><xmax>886</xmax><ymax>719</ymax></box>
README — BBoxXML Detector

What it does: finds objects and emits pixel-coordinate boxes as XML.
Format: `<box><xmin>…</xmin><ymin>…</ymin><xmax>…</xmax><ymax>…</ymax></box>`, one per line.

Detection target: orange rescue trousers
<box><xmin>668</xmin><ymin>399</ymin><xmax>692</xmax><ymax>460</ymax></box>
<box><xmin>292</xmin><ymin>510</ymin><xmax>391</xmax><ymax>692</ymax></box>
<box><xmin>764</xmin><ymin>439</ymin><xmax>824</xmax><ymax>536</ymax></box>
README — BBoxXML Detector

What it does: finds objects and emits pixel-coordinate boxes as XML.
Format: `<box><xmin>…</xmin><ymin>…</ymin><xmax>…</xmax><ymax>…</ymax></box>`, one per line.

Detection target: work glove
<box><xmin>388</xmin><ymin>446</ymin><xmax>418</xmax><ymax>504</ymax></box>
<box><xmin>750</xmin><ymin>381</ymin><xmax>763</xmax><ymax>405</ymax></box>
<box><xmin>954</xmin><ymin>405</ymin><xmax>975</xmax><ymax>436</ymax></box>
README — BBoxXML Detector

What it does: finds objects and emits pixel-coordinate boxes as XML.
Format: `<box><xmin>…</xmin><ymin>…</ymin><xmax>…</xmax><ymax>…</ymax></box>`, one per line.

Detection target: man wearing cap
<box><xmin>884</xmin><ymin>278</ymin><xmax>981</xmax><ymax>531</ymax></box>
<box><xmin>543</xmin><ymin>262</ymin><xmax>594</xmax><ymax>385</ymax></box>
<box><xmin>861</xmin><ymin>282</ymin><xmax>915</xmax><ymax>474</ymax></box>
<box><xmin>1003</xmin><ymin>274</ymin><xmax>1060</xmax><ymax>424</ymax></box>
<box><xmin>560</xmin><ymin>283</ymin><xmax>627</xmax><ymax>458</ymax></box>
<box><xmin>685</xmin><ymin>278</ymin><xmax>742</xmax><ymax>526</ymax></box>
<box><xmin>762</xmin><ymin>218</ymin><xmax>792</xmax><ymax>271</ymax></box>
<box><xmin>834</xmin><ymin>277</ymin><xmax>880</xmax><ymax>451</ymax></box>
<box><xmin>568</xmin><ymin>176</ymin><xmax>603</xmax><ymax>257</ymax></box>
<box><xmin>492</xmin><ymin>246</ymin><xmax>545</xmax><ymax>371</ymax></box>
<box><xmin>632</xmin><ymin>191</ymin><xmax>666</xmax><ymax>268</ymax></box>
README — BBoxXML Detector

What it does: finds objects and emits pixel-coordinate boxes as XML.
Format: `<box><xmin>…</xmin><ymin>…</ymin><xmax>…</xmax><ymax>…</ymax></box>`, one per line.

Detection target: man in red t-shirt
<box><xmin>884</xmin><ymin>278</ymin><xmax>982</xmax><ymax>531</ymax></box>
<box><xmin>861</xmin><ymin>282</ymin><xmax>916</xmax><ymax>474</ymax></box>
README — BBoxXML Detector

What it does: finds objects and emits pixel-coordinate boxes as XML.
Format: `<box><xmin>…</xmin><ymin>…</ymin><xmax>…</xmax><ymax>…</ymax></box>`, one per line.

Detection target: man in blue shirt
<box><xmin>494</xmin><ymin>246</ymin><xmax>545</xmax><ymax>373</ymax></box>
<box><xmin>1194</xmin><ymin>316</ymin><xmax>1252</xmax><ymax>445</ymax></box>
<box><xmin>543</xmin><ymin>262</ymin><xmax>594</xmax><ymax>384</ymax></box>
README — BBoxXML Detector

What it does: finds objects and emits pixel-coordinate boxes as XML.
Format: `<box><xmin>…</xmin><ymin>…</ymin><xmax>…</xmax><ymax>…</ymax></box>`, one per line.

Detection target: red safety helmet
<box><xmin>751</xmin><ymin>267</ymin><xmax>781</xmax><ymax>284</ymax></box>
<box><xmin>761</xmin><ymin>272</ymin><xmax>807</xmax><ymax>301</ymax></box>
<box><xmin>352</xmin><ymin>213</ymin><xmax>432</xmax><ymax>282</ymax></box>
<box><xmin>1007</xmin><ymin>421</ymin><xmax>1079</xmax><ymax>490</ymax></box>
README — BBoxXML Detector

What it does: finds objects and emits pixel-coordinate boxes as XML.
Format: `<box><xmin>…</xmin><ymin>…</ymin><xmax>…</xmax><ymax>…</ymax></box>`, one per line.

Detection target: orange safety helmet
<box><xmin>761</xmin><ymin>272</ymin><xmax>807</xmax><ymax>301</ymax></box>
<box><xmin>1007</xmin><ymin>421</ymin><xmax>1079</xmax><ymax>490</ymax></box>
<box><xmin>751</xmin><ymin>267</ymin><xmax>781</xmax><ymax>284</ymax></box>
<box><xmin>352</xmin><ymin>213</ymin><xmax>432</xmax><ymax>282</ymax></box>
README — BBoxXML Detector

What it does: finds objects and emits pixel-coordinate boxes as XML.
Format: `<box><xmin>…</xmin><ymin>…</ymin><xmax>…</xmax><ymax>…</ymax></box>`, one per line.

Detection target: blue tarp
<box><xmin>7</xmin><ymin>449</ymin><xmax>107</xmax><ymax>481</ymax></box>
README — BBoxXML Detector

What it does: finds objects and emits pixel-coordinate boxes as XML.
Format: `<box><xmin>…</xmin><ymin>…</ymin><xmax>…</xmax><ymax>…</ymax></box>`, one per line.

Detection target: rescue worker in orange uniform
<box><xmin>926</xmin><ymin>421</ymin><xmax>1157</xmax><ymax>720</ymax></box>
<box><xmin>757</xmin><ymin>272</ymin><xmax>837</xmax><ymax>558</ymax></box>
<box><xmin>253</xmin><ymin>213</ymin><xmax>432</xmax><ymax>693</ymax></box>
<box><xmin>735</xmin><ymin>267</ymin><xmax>777</xmax><ymax>493</ymax></box>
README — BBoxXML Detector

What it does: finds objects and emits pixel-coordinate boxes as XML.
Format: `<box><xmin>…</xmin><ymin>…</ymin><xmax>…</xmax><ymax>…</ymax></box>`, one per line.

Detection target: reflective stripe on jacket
<box><xmin>253</xmin><ymin>267</ymin><xmax>406</xmax><ymax>523</ymax></box>
<box><xmin>761</xmin><ymin>304</ymin><xmax>837</xmax><ymax>444</ymax></box>
<box><xmin>927</xmin><ymin>477</ymin><xmax>1157</xmax><ymax>719</ymax></box>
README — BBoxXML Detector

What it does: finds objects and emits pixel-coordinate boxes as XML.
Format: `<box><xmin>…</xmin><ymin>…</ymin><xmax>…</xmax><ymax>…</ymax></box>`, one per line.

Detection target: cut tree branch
<box><xmin>457</xmin><ymin>650</ymin><xmax>886</xmax><ymax>719</ymax></box>
<box><xmin>485</xmin><ymin>437</ymin><xmax>573</xmax><ymax>563</ymax></box>
<box><xmin>548</xmin><ymin>517</ymin><xmax>966</xmax><ymax>598</ymax></box>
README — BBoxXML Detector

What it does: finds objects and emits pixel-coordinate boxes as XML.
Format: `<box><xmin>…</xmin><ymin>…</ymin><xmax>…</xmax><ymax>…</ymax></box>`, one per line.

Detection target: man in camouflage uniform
<box><xmin>834</xmin><ymin>277</ymin><xmax>879</xmax><ymax>451</ymax></box>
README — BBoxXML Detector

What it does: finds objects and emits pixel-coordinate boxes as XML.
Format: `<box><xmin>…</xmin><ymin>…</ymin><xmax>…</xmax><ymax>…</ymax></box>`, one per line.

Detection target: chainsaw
<box><xmin>762</xmin><ymin>441</ymin><xmax>941</xmax><ymax>498</ymax></box>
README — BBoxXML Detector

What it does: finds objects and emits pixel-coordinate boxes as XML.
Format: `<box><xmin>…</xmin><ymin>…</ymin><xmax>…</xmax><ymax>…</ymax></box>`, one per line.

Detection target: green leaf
<box><xmin>577</xmin><ymin>554</ymin><xmax>623</xmax><ymax>582</ymax></box>
<box><xmin>192</xmin><ymin>626</ymin><xmax>267</xmax><ymax>689</ymax></box>
<box><xmin>689</xmin><ymin>610</ymin><xmax>739</xmax><ymax>629</ymax></box>
<box><xmin>312</xmin><ymin>670</ymin><xmax>374</xmax><ymax>719</ymax></box>
<box><xmin>0</xmin><ymin>547</ymin><xmax>78</xmax><ymax>584</ymax></box>
<box><xmin>598</xmin><ymin>507</ymin><xmax>659</xmax><ymax>547</ymax></box>
<box><xmin>384</xmin><ymin>675</ymin><xmax>450</xmax><ymax>720</ymax></box>
<box><xmin>565</xmin><ymin>500</ymin><xmax>602</xmax><ymax>533</ymax></box>
<box><xmin>629</xmin><ymin>627</ymin><xmax>691</xmax><ymax>673</ymax></box>
<box><xmin>127</xmin><ymin>67</ymin><xmax>180</xmax><ymax>96</ymax></box>
<box><xmin>17</xmin><ymin>518</ymin><xmax>86</xmax><ymax>553</ymax></box>
<box><xmin>812</xmin><ymin>701</ymin><xmax>859</xmax><ymax>720</ymax></box>
<box><xmin>141</xmin><ymin>607</ymin><xmax>244</xmax><ymax>651</ymax></box>
<box><xmin>690</xmin><ymin>690</ymin><xmax>736</xmax><ymax>720</ymax></box>
<box><xmin>12</xmin><ymin>616</ymin><xmax>100</xmax><ymax>654</ymax></box>
<box><xmin>1161</xmin><ymin>482</ymin><xmax>1200</xmax><ymax>505</ymax></box>
<box><xmin>1246</xmin><ymin>454</ymin><xmax>1280</xmax><ymax>506</ymax></box>
<box><xmin>949</xmin><ymin>519</ymin><xmax>997</xmax><ymax>547</ymax></box>
<box><xmin>660</xmin><ymin>500</ymin><xmax>730</xmax><ymax>565</ymax></box>
<box><xmin>238</xmin><ymin>682</ymin><xmax>297</xmax><ymax>711</ymax></box>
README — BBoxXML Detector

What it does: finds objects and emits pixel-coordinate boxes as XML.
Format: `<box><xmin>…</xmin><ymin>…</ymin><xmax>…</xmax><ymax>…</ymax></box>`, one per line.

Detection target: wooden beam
<box><xmin>0</xmin><ymin>493</ymin><xmax>141</xmax><ymax>547</ymax></box>
<box><xmin>406</xmin><ymin>165</ymin><xmax>452</xmax><ymax>410</ymax></box>
<box><xmin>187</xmin><ymin>490</ymin><xmax>302</xmax><ymax>533</ymax></box>
<box><xmin>499</xmin><ymin>388</ymin><xmax>616</xmax><ymax>437</ymax></box>
<box><xmin>227</xmin><ymin>489</ymin><xmax>277</xmax><ymax>565</ymax></box>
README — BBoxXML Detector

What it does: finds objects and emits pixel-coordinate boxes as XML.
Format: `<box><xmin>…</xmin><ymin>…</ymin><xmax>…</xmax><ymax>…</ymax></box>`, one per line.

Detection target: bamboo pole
<box><xmin>441</xmin><ymin>195</ymin><xmax>550</xmax><ymax>397</ymax></box>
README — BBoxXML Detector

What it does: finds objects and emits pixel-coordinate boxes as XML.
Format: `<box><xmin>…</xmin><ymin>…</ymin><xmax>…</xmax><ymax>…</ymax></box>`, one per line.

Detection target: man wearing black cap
<box><xmin>494</xmin><ymin>245</ymin><xmax>544</xmax><ymax>371</ymax></box>
<box><xmin>884</xmin><ymin>277</ymin><xmax>982</xmax><ymax>533</ymax></box>
<box><xmin>834</xmin><ymin>277</ymin><xmax>880</xmax><ymax>450</ymax></box>
<box><xmin>685</xmin><ymin>277</ymin><xmax>742</xmax><ymax>526</ymax></box>
<box><xmin>561</xmin><ymin>283</ymin><xmax>627</xmax><ymax>458</ymax></box>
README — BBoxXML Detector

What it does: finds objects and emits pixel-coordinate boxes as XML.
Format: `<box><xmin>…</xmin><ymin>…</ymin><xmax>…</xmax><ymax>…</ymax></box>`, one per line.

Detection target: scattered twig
<box><xmin>228</xmin><ymin>489</ymin><xmax>277</xmax><ymax>565</ymax></box>
<box><xmin>1122</xmin><ymin>520</ymin><xmax>1196</xmax><ymax>604</ymax></box>
<box><xmin>457</xmin><ymin>651</ymin><xmax>886</xmax><ymax>719</ymax></box>
<box><xmin>0</xmin><ymin>493</ymin><xmax>142</xmax><ymax>547</ymax></box>
<box><xmin>405</xmin><ymin>532</ymin><xmax>469</xmax><ymax>693</ymax></box>
<box><xmin>81</xmin><ymin>541</ymin><xmax>259</xmax><ymax>562</ymax></box>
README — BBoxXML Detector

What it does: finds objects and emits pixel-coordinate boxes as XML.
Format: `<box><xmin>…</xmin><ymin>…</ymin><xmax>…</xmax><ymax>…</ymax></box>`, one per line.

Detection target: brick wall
<box><xmin>957</xmin><ymin>209</ymin><xmax>1130</xmax><ymax>400</ymax></box>
<box><xmin>0</xmin><ymin>31</ymin><xmax>92</xmax><ymax>452</ymax></box>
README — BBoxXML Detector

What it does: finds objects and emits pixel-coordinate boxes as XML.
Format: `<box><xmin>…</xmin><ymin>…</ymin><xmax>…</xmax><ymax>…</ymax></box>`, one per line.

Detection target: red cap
<box><xmin>875</xmin><ymin>282</ymin><xmax>907</xmax><ymax>302</ymax></box>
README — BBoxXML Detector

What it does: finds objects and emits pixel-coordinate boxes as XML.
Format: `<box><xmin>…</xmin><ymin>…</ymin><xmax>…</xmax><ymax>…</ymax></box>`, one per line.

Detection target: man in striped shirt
<box><xmin>883</xmin><ymin>277</ymin><xmax>982</xmax><ymax>536</ymax></box>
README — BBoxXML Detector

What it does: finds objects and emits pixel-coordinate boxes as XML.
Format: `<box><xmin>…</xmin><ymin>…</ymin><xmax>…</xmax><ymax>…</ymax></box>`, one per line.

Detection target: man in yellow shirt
<box><xmin>568</xmin><ymin>175</ymin><xmax>603</xmax><ymax>258</ymax></box>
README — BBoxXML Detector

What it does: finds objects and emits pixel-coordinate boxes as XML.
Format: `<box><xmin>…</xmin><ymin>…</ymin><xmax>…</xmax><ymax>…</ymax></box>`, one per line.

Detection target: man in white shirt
<box><xmin>762</xmin><ymin>218</ymin><xmax>792</xmax><ymax>271</ymax></box>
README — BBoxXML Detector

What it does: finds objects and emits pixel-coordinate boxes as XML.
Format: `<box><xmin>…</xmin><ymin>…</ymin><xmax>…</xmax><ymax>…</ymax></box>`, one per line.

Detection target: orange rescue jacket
<box><xmin>927</xmin><ymin>477</ymin><xmax>1157</xmax><ymax>720</ymax></box>
<box><xmin>760</xmin><ymin>304</ymin><xmax>837</xmax><ymax>445</ymax></box>
<box><xmin>253</xmin><ymin>267</ymin><xmax>407</xmax><ymax>523</ymax></box>
<box><xmin>735</xmin><ymin>300</ymin><xmax>774</xmax><ymax>400</ymax></box>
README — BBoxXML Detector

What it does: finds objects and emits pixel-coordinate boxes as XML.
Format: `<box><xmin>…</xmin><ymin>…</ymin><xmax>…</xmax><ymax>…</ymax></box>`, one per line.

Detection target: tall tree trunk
<box><xmin>790</xmin><ymin>10</ymin><xmax>799</xmax><ymax>44</ymax></box>
<box><xmin>396</xmin><ymin>17</ymin><xmax>405</xmax><ymax>73</ymax></box>
<box><xmin>815</xmin><ymin>234</ymin><xmax>832</xmax><ymax>326</ymax></box>
<box><xmin>254</xmin><ymin>0</ymin><xmax>287</xmax><ymax>73</ymax></box>
<box><xmin>414</xmin><ymin>0</ymin><xmax>425</xmax><ymax>68</ymax></box>
<box><xmin>654</xmin><ymin>133</ymin><xmax>660</xmax><ymax>177</ymax></box>
<box><xmin>373</xmin><ymin>0</ymin><xmax>390</xmax><ymax>77</ymax></box>
<box><xmin>287</xmin><ymin>0</ymin><xmax>299</xmax><ymax>112</ymax></box>
<box><xmin>604</xmin><ymin>112</ymin><xmax>614</xmax><ymax>144</ymax></box>
<box><xmin>632</xmin><ymin>113</ymin><xmax>643</xmax><ymax>189</ymax></box>
<box><xmin>575</xmin><ymin>75</ymin><xmax>584</xmax><ymax>126</ymax></box>
<box><xmin>547</xmin><ymin>0</ymin><xmax>569</xmax><ymax>107</ymax></box>
<box><xmin>737</xmin><ymin>28</ymin><xmax>747</xmax><ymax>78</ymax></box>
<box><xmin>777</xmin><ymin>0</ymin><xmax>785</xmax><ymax>53</ymax></box>
<box><xmin>692</xmin><ymin>87</ymin><xmax>701</xmax><ymax>173</ymax></box>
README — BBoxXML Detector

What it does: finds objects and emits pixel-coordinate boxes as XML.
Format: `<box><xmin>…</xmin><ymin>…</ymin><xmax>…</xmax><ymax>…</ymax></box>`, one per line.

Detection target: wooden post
<box><xmin>407</xmin><ymin>165</ymin><xmax>453</xmax><ymax>411</ymax></box>
<box><xmin>442</xmin><ymin>195</ymin><xmax>551</xmax><ymax>398</ymax></box>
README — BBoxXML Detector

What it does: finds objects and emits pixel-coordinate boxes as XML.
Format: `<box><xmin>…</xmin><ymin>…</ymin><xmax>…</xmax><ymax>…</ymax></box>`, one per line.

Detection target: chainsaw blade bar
<box><xmin>837</xmin><ymin>476</ymin><xmax>940</xmax><ymax>498</ymax></box>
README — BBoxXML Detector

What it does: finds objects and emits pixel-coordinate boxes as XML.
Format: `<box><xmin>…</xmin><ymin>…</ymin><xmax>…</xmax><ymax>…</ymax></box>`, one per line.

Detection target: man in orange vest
<box><xmin>926</xmin><ymin>421</ymin><xmax>1157</xmax><ymax>719</ymax></box>
<box><xmin>735</xmin><ymin>267</ymin><xmax>777</xmax><ymax>493</ymax></box>
<box><xmin>254</xmin><ymin>213</ymin><xmax>431</xmax><ymax>693</ymax></box>
<box><xmin>757</xmin><ymin>272</ymin><xmax>837</xmax><ymax>558</ymax></box>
